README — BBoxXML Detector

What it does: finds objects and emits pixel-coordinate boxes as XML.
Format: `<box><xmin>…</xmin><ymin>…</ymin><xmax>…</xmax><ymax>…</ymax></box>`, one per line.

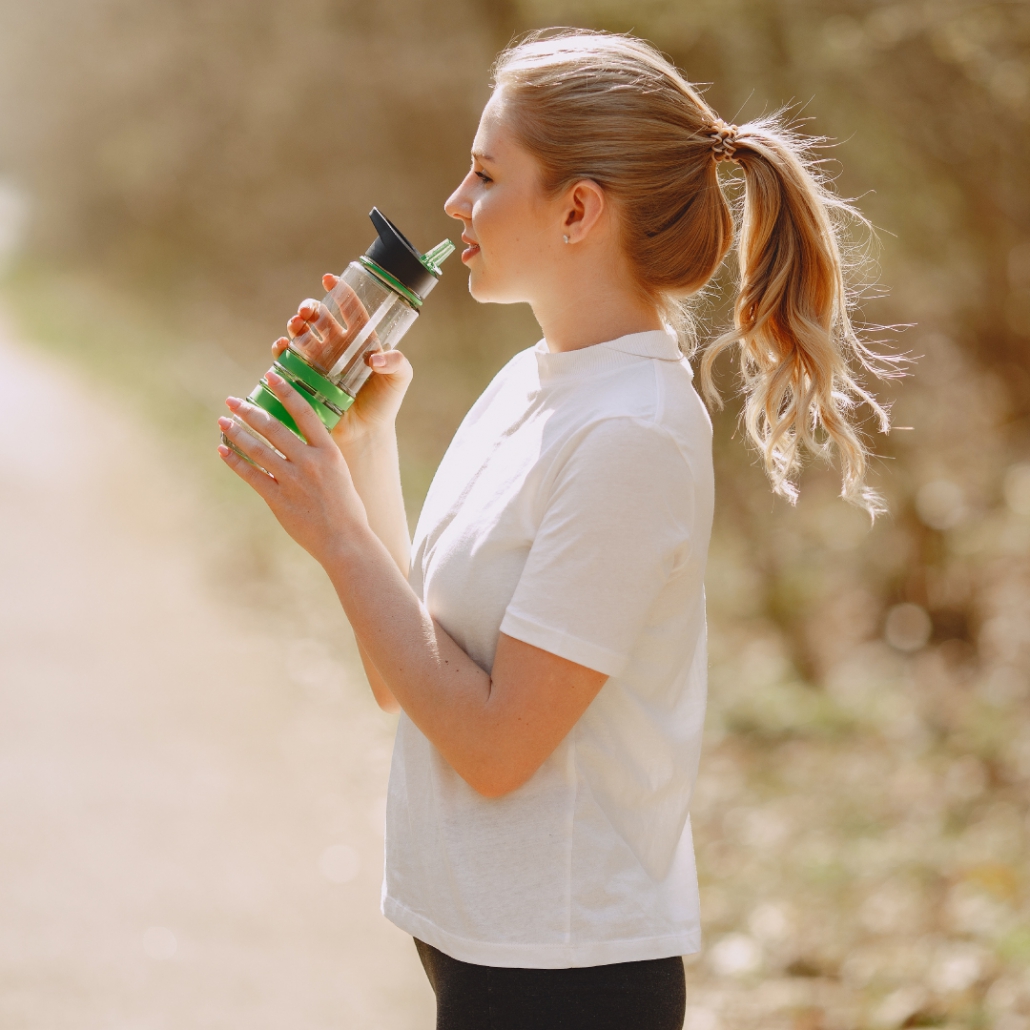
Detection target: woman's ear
<box><xmin>561</xmin><ymin>179</ymin><xmax>606</xmax><ymax>244</ymax></box>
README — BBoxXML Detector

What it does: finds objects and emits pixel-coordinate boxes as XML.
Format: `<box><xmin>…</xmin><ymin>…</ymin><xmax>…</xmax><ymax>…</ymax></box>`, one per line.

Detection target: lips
<box><xmin>461</xmin><ymin>234</ymin><xmax>480</xmax><ymax>263</ymax></box>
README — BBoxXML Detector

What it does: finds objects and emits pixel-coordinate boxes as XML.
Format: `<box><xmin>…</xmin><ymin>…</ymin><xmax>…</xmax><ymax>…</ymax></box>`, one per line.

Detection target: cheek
<box><xmin>477</xmin><ymin>193</ymin><xmax>530</xmax><ymax>273</ymax></box>
<box><xmin>474</xmin><ymin>195</ymin><xmax>504</xmax><ymax>251</ymax></box>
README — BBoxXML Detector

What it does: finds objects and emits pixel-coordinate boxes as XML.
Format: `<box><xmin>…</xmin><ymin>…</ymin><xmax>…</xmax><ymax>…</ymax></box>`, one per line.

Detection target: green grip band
<box><xmin>276</xmin><ymin>348</ymin><xmax>354</xmax><ymax>412</ymax></box>
<box><xmin>247</xmin><ymin>379</ymin><xmax>343</xmax><ymax>439</ymax></box>
<box><xmin>247</xmin><ymin>383</ymin><xmax>304</xmax><ymax>438</ymax></box>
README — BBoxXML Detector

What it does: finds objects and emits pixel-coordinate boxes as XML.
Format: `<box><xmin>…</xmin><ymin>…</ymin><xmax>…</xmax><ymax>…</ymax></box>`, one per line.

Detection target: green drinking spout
<box><xmin>421</xmin><ymin>239</ymin><xmax>456</xmax><ymax>275</ymax></box>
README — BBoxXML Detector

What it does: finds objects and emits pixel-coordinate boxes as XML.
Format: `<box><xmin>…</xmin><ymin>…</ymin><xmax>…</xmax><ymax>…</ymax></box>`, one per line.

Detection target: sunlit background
<box><xmin>1</xmin><ymin>1</ymin><xmax>1028</xmax><ymax>1028</ymax></box>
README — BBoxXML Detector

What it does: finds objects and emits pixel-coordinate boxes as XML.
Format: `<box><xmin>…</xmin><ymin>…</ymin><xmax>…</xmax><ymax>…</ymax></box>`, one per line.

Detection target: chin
<box><xmin>468</xmin><ymin>269</ymin><xmax>523</xmax><ymax>306</ymax></box>
<box><xmin>468</xmin><ymin>273</ymin><xmax>498</xmax><ymax>304</ymax></box>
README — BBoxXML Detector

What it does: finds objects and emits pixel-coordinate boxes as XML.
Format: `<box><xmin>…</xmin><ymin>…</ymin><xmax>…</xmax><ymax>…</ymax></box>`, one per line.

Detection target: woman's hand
<box><xmin>216</xmin><ymin>369</ymin><xmax>370</xmax><ymax>566</ymax></box>
<box><xmin>273</xmin><ymin>273</ymin><xmax>414</xmax><ymax>453</ymax></box>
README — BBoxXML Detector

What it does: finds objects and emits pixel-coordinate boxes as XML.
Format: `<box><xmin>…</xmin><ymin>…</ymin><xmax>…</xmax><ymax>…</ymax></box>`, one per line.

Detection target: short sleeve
<box><xmin>499</xmin><ymin>418</ymin><xmax>694</xmax><ymax>677</ymax></box>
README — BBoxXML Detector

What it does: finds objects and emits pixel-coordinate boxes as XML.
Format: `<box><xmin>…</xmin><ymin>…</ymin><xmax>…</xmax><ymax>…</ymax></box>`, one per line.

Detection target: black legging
<box><xmin>414</xmin><ymin>938</ymin><xmax>686</xmax><ymax>1030</ymax></box>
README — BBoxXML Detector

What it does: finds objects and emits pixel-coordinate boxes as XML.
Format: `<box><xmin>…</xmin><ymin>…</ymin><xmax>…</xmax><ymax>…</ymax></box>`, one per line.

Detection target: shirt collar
<box><xmin>597</xmin><ymin>327</ymin><xmax>683</xmax><ymax>361</ymax></box>
<box><xmin>536</xmin><ymin>327</ymin><xmax>684</xmax><ymax>361</ymax></box>
<box><xmin>532</xmin><ymin>326</ymin><xmax>690</xmax><ymax>384</ymax></box>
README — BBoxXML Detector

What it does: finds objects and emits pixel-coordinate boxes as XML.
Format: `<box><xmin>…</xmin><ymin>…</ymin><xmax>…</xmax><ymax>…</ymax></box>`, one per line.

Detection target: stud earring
<box><xmin>563</xmin><ymin>234</ymin><xmax>570</xmax><ymax>244</ymax></box>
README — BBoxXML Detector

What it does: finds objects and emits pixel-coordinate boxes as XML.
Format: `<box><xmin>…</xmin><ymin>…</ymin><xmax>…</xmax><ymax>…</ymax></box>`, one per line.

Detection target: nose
<box><xmin>444</xmin><ymin>170</ymin><xmax>475</xmax><ymax>224</ymax></box>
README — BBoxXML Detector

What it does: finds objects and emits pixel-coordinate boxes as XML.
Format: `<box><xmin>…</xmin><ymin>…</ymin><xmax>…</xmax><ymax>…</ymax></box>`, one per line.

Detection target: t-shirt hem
<box><xmin>500</xmin><ymin>609</ymin><xmax>627</xmax><ymax>677</ymax></box>
<box><xmin>383</xmin><ymin>895</ymin><xmax>701</xmax><ymax>969</ymax></box>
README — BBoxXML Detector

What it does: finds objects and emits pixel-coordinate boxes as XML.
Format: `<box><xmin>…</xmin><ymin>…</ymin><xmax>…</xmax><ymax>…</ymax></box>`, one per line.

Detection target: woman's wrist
<box><xmin>318</xmin><ymin>518</ymin><xmax>378</xmax><ymax>574</ymax></box>
<box><xmin>333</xmin><ymin>421</ymin><xmax>398</xmax><ymax>461</ymax></box>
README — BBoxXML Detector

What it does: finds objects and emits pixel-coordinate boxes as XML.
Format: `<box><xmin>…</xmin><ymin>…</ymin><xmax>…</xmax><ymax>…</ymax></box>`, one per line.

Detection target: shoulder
<box><xmin>538</xmin><ymin>417</ymin><xmax>701</xmax><ymax>555</ymax></box>
<box><xmin>564</xmin><ymin>415</ymin><xmax>694</xmax><ymax>485</ymax></box>
<box><xmin>567</xmin><ymin>348</ymin><xmax>710</xmax><ymax>434</ymax></box>
<box><xmin>549</xmin><ymin>385</ymin><xmax>713</xmax><ymax>527</ymax></box>
<box><xmin>568</xmin><ymin>357</ymin><xmax>712</xmax><ymax>470</ymax></box>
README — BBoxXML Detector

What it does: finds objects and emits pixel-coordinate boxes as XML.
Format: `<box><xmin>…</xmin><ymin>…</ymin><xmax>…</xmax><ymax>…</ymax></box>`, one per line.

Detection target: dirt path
<box><xmin>0</xmin><ymin>321</ymin><xmax>434</xmax><ymax>1028</ymax></box>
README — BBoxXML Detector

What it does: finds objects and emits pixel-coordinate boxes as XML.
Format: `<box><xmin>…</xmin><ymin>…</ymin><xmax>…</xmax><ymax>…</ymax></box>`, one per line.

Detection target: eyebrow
<box><xmin>471</xmin><ymin>149</ymin><xmax>495</xmax><ymax>162</ymax></box>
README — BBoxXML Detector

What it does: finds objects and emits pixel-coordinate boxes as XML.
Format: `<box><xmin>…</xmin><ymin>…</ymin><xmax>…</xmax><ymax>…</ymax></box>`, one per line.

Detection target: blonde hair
<box><xmin>494</xmin><ymin>29</ymin><xmax>901</xmax><ymax>514</ymax></box>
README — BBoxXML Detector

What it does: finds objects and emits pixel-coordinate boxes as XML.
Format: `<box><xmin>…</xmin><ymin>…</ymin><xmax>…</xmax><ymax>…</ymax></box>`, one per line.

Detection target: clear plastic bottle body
<box><xmin>221</xmin><ymin>212</ymin><xmax>452</xmax><ymax>468</ymax></box>
<box><xmin>222</xmin><ymin>261</ymin><xmax>419</xmax><ymax>464</ymax></box>
<box><xmin>291</xmin><ymin>259</ymin><xmax>419</xmax><ymax>401</ymax></box>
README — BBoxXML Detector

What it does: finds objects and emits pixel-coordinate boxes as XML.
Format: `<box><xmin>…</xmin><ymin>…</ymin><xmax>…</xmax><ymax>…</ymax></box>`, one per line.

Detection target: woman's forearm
<box><xmin>322</xmin><ymin>525</ymin><xmax>506</xmax><ymax>785</ymax></box>
<box><xmin>334</xmin><ymin>428</ymin><xmax>411</xmax><ymax>711</ymax></box>
<box><xmin>356</xmin><ymin>639</ymin><xmax>401</xmax><ymax>713</ymax></box>
<box><xmin>324</xmin><ymin>531</ymin><xmax>605</xmax><ymax>797</ymax></box>
<box><xmin>336</xmin><ymin>428</ymin><xmax>411</xmax><ymax>576</ymax></box>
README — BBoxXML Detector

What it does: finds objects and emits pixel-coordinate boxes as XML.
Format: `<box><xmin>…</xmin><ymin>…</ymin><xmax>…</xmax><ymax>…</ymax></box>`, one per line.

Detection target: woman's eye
<box><xmin>475</xmin><ymin>170</ymin><xmax>492</xmax><ymax>183</ymax></box>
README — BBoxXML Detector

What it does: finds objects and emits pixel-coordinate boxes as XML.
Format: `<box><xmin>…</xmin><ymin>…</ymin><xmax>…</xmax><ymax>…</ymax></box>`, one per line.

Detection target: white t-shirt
<box><xmin>382</xmin><ymin>328</ymin><xmax>714</xmax><ymax>968</ymax></box>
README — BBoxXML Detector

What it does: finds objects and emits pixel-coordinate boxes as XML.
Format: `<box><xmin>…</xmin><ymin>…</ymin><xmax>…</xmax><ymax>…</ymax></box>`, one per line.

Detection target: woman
<box><xmin>216</xmin><ymin>29</ymin><xmax>888</xmax><ymax>1030</ymax></box>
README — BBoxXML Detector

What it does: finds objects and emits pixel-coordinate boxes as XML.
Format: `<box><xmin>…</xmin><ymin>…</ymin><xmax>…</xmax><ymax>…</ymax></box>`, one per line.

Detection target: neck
<box><xmin>530</xmin><ymin>273</ymin><xmax>663</xmax><ymax>353</ymax></box>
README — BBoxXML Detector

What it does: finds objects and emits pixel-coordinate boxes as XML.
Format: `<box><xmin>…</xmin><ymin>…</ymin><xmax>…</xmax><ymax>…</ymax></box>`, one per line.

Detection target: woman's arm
<box><xmin>333</xmin><ymin>424</ymin><xmax>409</xmax><ymax>713</ymax></box>
<box><xmin>324</xmin><ymin>531</ymin><xmax>607</xmax><ymax>796</ymax></box>
<box><xmin>218</xmin><ymin>372</ymin><xmax>607</xmax><ymax>796</ymax></box>
<box><xmin>275</xmin><ymin>282</ymin><xmax>416</xmax><ymax>711</ymax></box>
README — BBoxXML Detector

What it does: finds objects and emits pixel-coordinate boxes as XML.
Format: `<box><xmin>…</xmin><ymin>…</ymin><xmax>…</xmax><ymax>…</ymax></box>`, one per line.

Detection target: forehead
<box><xmin>471</xmin><ymin>90</ymin><xmax>510</xmax><ymax>159</ymax></box>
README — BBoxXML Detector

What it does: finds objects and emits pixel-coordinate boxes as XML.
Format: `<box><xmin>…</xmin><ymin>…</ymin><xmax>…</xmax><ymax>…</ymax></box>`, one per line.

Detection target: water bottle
<box><xmin>223</xmin><ymin>208</ymin><xmax>454</xmax><ymax>458</ymax></box>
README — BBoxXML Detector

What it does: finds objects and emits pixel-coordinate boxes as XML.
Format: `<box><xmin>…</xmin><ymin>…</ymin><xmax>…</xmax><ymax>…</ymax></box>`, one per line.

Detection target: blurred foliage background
<box><xmin>1</xmin><ymin>0</ymin><xmax>1028</xmax><ymax>1027</ymax></box>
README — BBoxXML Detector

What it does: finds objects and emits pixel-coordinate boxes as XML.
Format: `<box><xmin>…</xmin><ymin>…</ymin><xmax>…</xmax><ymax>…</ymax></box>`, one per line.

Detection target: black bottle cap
<box><xmin>365</xmin><ymin>208</ymin><xmax>443</xmax><ymax>302</ymax></box>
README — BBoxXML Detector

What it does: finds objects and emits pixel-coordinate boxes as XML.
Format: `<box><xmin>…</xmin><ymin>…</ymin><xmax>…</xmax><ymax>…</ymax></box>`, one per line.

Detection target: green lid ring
<box><xmin>359</xmin><ymin>256</ymin><xmax>424</xmax><ymax>309</ymax></box>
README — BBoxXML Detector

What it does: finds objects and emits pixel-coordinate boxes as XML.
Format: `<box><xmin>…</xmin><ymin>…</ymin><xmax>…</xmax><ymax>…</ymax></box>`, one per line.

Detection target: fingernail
<box><xmin>226</xmin><ymin>396</ymin><xmax>242</xmax><ymax>409</ymax></box>
<box><xmin>217</xmin><ymin>444</ymin><xmax>230</xmax><ymax>457</ymax></box>
<box><xmin>370</xmin><ymin>352</ymin><xmax>386</xmax><ymax>367</ymax></box>
<box><xmin>266</xmin><ymin>370</ymin><xmax>283</xmax><ymax>384</ymax></box>
<box><xmin>217</xmin><ymin>416</ymin><xmax>232</xmax><ymax>430</ymax></box>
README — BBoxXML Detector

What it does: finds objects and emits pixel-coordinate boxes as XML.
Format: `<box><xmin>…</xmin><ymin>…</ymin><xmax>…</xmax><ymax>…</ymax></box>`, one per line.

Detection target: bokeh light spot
<box><xmin>978</xmin><ymin>665</ymin><xmax>1029</xmax><ymax>706</ymax></box>
<box><xmin>683</xmin><ymin>1007</ymin><xmax>720</xmax><ymax>1030</ymax></box>
<box><xmin>748</xmin><ymin>901</ymin><xmax>791</xmax><ymax>944</ymax></box>
<box><xmin>871</xmin><ymin>986</ymin><xmax>927</xmax><ymax>1029</ymax></box>
<box><xmin>709</xmin><ymin>933</ymin><xmax>762</xmax><ymax>977</ymax></box>
<box><xmin>915</xmin><ymin>479</ymin><xmax>965</xmax><ymax>529</ymax></box>
<box><xmin>929</xmin><ymin>944</ymin><xmax>984</xmax><ymax>994</ymax></box>
<box><xmin>884</xmin><ymin>603</ymin><xmax>932</xmax><ymax>651</ymax></box>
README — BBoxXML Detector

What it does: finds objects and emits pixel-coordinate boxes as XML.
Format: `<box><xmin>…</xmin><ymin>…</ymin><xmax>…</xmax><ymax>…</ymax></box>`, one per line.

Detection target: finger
<box><xmin>218</xmin><ymin>415</ymin><xmax>284</xmax><ymax>475</ymax></box>
<box><xmin>262</xmin><ymin>370</ymin><xmax>333</xmax><ymax>449</ymax></box>
<box><xmin>287</xmin><ymin>300</ymin><xmax>323</xmax><ymax>340</ymax></box>
<box><xmin>367</xmin><ymin>349</ymin><xmax>411</xmax><ymax>377</ymax></box>
<box><xmin>271</xmin><ymin>336</ymin><xmax>289</xmax><ymax>358</ymax></box>
<box><xmin>226</xmin><ymin>394</ymin><xmax>307</xmax><ymax>460</ymax></box>
<box><xmin>321</xmin><ymin>273</ymin><xmax>339</xmax><ymax>292</ymax></box>
<box><xmin>218</xmin><ymin>443</ymin><xmax>279</xmax><ymax>501</ymax></box>
<box><xmin>302</xmin><ymin>300</ymin><xmax>348</xmax><ymax>350</ymax></box>
<box><xmin>327</xmin><ymin>279</ymin><xmax>372</xmax><ymax>332</ymax></box>
<box><xmin>287</xmin><ymin>312</ymin><xmax>312</xmax><ymax>339</ymax></box>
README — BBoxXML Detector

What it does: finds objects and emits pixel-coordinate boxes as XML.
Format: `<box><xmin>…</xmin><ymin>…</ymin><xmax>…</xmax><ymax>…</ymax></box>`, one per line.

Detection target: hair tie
<box><xmin>710</xmin><ymin>120</ymin><xmax>740</xmax><ymax>162</ymax></box>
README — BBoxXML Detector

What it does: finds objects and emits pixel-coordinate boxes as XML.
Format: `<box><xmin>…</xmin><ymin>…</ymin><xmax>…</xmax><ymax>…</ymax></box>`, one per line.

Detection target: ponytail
<box><xmin>699</xmin><ymin>117</ymin><xmax>901</xmax><ymax>514</ymax></box>
<box><xmin>494</xmin><ymin>30</ymin><xmax>901</xmax><ymax>514</ymax></box>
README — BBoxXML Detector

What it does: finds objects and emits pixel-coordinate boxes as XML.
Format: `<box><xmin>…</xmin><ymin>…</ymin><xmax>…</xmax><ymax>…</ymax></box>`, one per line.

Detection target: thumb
<box><xmin>368</xmin><ymin>350</ymin><xmax>413</xmax><ymax>380</ymax></box>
